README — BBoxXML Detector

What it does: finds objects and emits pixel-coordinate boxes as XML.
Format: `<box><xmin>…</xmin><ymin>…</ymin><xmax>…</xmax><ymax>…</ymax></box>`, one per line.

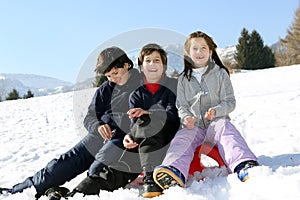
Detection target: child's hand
<box><xmin>98</xmin><ymin>124</ymin><xmax>114</xmax><ymax>140</ymax></box>
<box><xmin>204</xmin><ymin>108</ymin><xmax>216</xmax><ymax>121</ymax></box>
<box><xmin>123</xmin><ymin>134</ymin><xmax>138</xmax><ymax>149</ymax></box>
<box><xmin>127</xmin><ymin>108</ymin><xmax>150</xmax><ymax>119</ymax></box>
<box><xmin>184</xmin><ymin>116</ymin><xmax>196</xmax><ymax>129</ymax></box>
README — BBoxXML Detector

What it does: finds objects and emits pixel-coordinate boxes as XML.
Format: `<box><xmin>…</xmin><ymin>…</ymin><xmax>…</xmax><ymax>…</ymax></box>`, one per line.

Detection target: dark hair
<box><xmin>183</xmin><ymin>31</ymin><xmax>229</xmax><ymax>80</ymax></box>
<box><xmin>138</xmin><ymin>43</ymin><xmax>167</xmax><ymax>72</ymax></box>
<box><xmin>95</xmin><ymin>46</ymin><xmax>133</xmax><ymax>74</ymax></box>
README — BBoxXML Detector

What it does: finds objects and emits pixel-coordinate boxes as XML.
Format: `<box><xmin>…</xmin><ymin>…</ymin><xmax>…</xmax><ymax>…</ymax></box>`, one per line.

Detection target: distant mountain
<box><xmin>217</xmin><ymin>45</ymin><xmax>237</xmax><ymax>65</ymax></box>
<box><xmin>270</xmin><ymin>41</ymin><xmax>287</xmax><ymax>54</ymax></box>
<box><xmin>0</xmin><ymin>73</ymin><xmax>73</xmax><ymax>100</ymax></box>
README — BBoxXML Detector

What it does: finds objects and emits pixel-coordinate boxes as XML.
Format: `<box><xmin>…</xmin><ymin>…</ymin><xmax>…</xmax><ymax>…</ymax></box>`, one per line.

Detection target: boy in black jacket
<box><xmin>0</xmin><ymin>47</ymin><xmax>142</xmax><ymax>199</ymax></box>
<box><xmin>123</xmin><ymin>43</ymin><xmax>180</xmax><ymax>198</ymax></box>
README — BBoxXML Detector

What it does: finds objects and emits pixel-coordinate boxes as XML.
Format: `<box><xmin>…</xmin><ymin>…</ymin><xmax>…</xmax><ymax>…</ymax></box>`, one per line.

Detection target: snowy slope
<box><xmin>1</xmin><ymin>65</ymin><xmax>300</xmax><ymax>200</ymax></box>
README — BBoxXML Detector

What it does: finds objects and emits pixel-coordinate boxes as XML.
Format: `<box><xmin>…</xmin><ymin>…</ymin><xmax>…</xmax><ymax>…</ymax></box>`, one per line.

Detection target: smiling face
<box><xmin>141</xmin><ymin>50</ymin><xmax>164</xmax><ymax>83</ymax></box>
<box><xmin>188</xmin><ymin>37</ymin><xmax>212</xmax><ymax>68</ymax></box>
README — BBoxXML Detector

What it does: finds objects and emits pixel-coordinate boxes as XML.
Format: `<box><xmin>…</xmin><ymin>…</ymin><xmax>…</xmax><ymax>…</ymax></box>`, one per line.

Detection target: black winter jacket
<box><xmin>129</xmin><ymin>74</ymin><xmax>180</xmax><ymax>137</ymax></box>
<box><xmin>83</xmin><ymin>69</ymin><xmax>141</xmax><ymax>136</ymax></box>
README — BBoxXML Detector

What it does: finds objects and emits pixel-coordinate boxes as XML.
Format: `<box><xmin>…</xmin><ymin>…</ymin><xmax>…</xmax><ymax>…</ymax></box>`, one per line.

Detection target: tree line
<box><xmin>0</xmin><ymin>89</ymin><xmax>34</xmax><ymax>102</ymax></box>
<box><xmin>232</xmin><ymin>4</ymin><xmax>299</xmax><ymax>71</ymax></box>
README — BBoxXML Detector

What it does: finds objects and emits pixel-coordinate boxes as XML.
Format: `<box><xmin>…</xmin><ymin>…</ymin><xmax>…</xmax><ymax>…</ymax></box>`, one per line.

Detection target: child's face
<box><xmin>141</xmin><ymin>51</ymin><xmax>164</xmax><ymax>83</ymax></box>
<box><xmin>104</xmin><ymin>64</ymin><xmax>129</xmax><ymax>86</ymax></box>
<box><xmin>188</xmin><ymin>37</ymin><xmax>212</xmax><ymax>68</ymax></box>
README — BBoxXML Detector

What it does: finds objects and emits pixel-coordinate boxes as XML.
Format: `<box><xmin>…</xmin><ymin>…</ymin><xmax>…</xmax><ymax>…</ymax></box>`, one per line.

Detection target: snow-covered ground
<box><xmin>1</xmin><ymin>65</ymin><xmax>300</xmax><ymax>200</ymax></box>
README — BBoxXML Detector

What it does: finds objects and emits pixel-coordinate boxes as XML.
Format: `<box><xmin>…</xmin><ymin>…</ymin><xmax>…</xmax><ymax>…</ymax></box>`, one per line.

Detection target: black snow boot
<box><xmin>142</xmin><ymin>167</ymin><xmax>163</xmax><ymax>198</ymax></box>
<box><xmin>44</xmin><ymin>187</ymin><xmax>70</xmax><ymax>200</ymax></box>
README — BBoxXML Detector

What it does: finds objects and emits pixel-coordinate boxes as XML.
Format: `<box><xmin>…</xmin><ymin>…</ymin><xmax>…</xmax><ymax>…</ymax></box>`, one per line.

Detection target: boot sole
<box><xmin>142</xmin><ymin>191</ymin><xmax>162</xmax><ymax>198</ymax></box>
<box><xmin>153</xmin><ymin>168</ymin><xmax>185</xmax><ymax>190</ymax></box>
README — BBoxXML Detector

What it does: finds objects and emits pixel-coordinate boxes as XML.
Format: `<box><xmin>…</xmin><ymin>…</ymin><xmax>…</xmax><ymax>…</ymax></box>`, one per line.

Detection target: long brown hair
<box><xmin>183</xmin><ymin>31</ymin><xmax>229</xmax><ymax>81</ymax></box>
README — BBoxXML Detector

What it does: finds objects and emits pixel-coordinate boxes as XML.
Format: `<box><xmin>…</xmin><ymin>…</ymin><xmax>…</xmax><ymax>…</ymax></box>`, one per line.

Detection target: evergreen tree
<box><xmin>280</xmin><ymin>4</ymin><xmax>300</xmax><ymax>65</ymax></box>
<box><xmin>23</xmin><ymin>90</ymin><xmax>34</xmax><ymax>99</ymax></box>
<box><xmin>248</xmin><ymin>30</ymin><xmax>263</xmax><ymax>68</ymax></box>
<box><xmin>249</xmin><ymin>30</ymin><xmax>275</xmax><ymax>69</ymax></box>
<box><xmin>262</xmin><ymin>46</ymin><xmax>276</xmax><ymax>68</ymax></box>
<box><xmin>93</xmin><ymin>75</ymin><xmax>107</xmax><ymax>87</ymax></box>
<box><xmin>6</xmin><ymin>89</ymin><xmax>20</xmax><ymax>100</ymax></box>
<box><xmin>235</xmin><ymin>28</ymin><xmax>251</xmax><ymax>69</ymax></box>
<box><xmin>235</xmin><ymin>28</ymin><xmax>275</xmax><ymax>70</ymax></box>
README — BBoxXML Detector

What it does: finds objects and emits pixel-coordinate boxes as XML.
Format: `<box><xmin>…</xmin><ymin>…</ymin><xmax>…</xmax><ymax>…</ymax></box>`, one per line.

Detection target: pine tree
<box><xmin>235</xmin><ymin>28</ymin><xmax>251</xmax><ymax>69</ymax></box>
<box><xmin>235</xmin><ymin>28</ymin><xmax>275</xmax><ymax>70</ymax></box>
<box><xmin>262</xmin><ymin>46</ymin><xmax>276</xmax><ymax>68</ymax></box>
<box><xmin>23</xmin><ymin>90</ymin><xmax>34</xmax><ymax>99</ymax></box>
<box><xmin>280</xmin><ymin>4</ymin><xmax>300</xmax><ymax>65</ymax></box>
<box><xmin>248</xmin><ymin>30</ymin><xmax>265</xmax><ymax>69</ymax></box>
<box><xmin>6</xmin><ymin>89</ymin><xmax>20</xmax><ymax>100</ymax></box>
<box><xmin>249</xmin><ymin>30</ymin><xmax>275</xmax><ymax>69</ymax></box>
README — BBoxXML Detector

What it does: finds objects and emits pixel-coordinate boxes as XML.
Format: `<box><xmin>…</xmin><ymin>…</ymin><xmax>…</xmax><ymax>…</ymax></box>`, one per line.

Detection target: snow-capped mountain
<box><xmin>271</xmin><ymin>41</ymin><xmax>287</xmax><ymax>54</ymax></box>
<box><xmin>217</xmin><ymin>45</ymin><xmax>237</xmax><ymax>65</ymax></box>
<box><xmin>0</xmin><ymin>73</ymin><xmax>73</xmax><ymax>100</ymax></box>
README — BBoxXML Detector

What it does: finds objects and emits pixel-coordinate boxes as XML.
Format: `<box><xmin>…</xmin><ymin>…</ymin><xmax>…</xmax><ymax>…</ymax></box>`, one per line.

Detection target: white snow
<box><xmin>1</xmin><ymin>65</ymin><xmax>300</xmax><ymax>200</ymax></box>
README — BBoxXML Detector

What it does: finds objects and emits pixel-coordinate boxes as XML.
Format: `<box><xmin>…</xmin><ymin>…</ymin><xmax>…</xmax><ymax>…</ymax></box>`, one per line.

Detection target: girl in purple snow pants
<box><xmin>153</xmin><ymin>31</ymin><xmax>258</xmax><ymax>192</ymax></box>
<box><xmin>161</xmin><ymin>118</ymin><xmax>257</xmax><ymax>181</ymax></box>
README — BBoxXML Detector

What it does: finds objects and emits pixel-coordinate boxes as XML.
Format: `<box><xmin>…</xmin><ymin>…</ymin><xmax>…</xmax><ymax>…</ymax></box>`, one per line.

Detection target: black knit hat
<box><xmin>95</xmin><ymin>46</ymin><xmax>133</xmax><ymax>74</ymax></box>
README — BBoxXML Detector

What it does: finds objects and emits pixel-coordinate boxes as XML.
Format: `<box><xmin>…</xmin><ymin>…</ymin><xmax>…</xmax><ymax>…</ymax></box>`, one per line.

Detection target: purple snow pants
<box><xmin>161</xmin><ymin>118</ymin><xmax>257</xmax><ymax>180</ymax></box>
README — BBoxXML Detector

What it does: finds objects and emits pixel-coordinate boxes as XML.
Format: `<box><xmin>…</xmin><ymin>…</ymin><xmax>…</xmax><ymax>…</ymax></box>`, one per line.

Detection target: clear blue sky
<box><xmin>0</xmin><ymin>0</ymin><xmax>299</xmax><ymax>83</ymax></box>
